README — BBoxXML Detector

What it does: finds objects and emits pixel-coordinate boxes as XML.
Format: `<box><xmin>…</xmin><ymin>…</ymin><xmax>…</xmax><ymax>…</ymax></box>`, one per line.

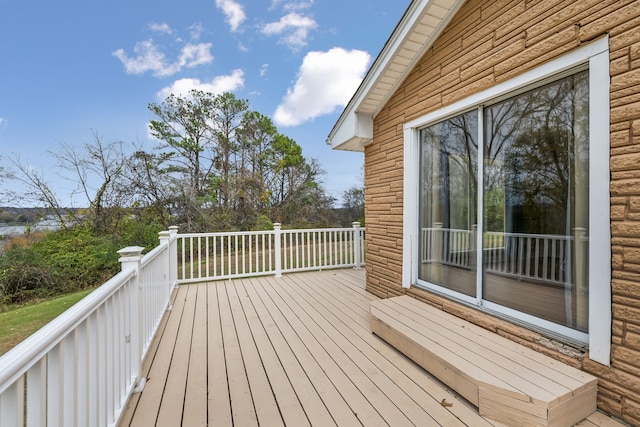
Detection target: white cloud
<box><xmin>113</xmin><ymin>40</ymin><xmax>213</xmax><ymax>77</ymax></box>
<box><xmin>149</xmin><ymin>22</ymin><xmax>172</xmax><ymax>34</ymax></box>
<box><xmin>261</xmin><ymin>12</ymin><xmax>317</xmax><ymax>51</ymax></box>
<box><xmin>215</xmin><ymin>0</ymin><xmax>246</xmax><ymax>32</ymax></box>
<box><xmin>0</xmin><ymin>117</ymin><xmax>6</xmax><ymax>129</ymax></box>
<box><xmin>260</xmin><ymin>63</ymin><xmax>269</xmax><ymax>77</ymax></box>
<box><xmin>178</xmin><ymin>43</ymin><xmax>214</xmax><ymax>68</ymax></box>
<box><xmin>282</xmin><ymin>1</ymin><xmax>314</xmax><ymax>12</ymax></box>
<box><xmin>188</xmin><ymin>23</ymin><xmax>205</xmax><ymax>40</ymax></box>
<box><xmin>156</xmin><ymin>69</ymin><xmax>245</xmax><ymax>99</ymax></box>
<box><xmin>113</xmin><ymin>41</ymin><xmax>165</xmax><ymax>76</ymax></box>
<box><xmin>270</xmin><ymin>0</ymin><xmax>313</xmax><ymax>12</ymax></box>
<box><xmin>274</xmin><ymin>47</ymin><xmax>371</xmax><ymax>127</ymax></box>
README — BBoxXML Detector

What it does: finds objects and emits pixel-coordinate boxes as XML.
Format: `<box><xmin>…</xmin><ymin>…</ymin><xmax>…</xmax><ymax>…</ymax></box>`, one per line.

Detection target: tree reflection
<box><xmin>484</xmin><ymin>71</ymin><xmax>589</xmax><ymax>236</ymax></box>
<box><xmin>420</xmin><ymin>111</ymin><xmax>478</xmax><ymax>230</ymax></box>
<box><xmin>482</xmin><ymin>71</ymin><xmax>590</xmax><ymax>331</ymax></box>
<box><xmin>418</xmin><ymin>71</ymin><xmax>591</xmax><ymax>331</ymax></box>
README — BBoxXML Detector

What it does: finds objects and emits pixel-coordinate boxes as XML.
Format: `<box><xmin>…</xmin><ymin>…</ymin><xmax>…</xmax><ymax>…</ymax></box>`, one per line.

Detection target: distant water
<box><xmin>0</xmin><ymin>218</ymin><xmax>61</xmax><ymax>236</ymax></box>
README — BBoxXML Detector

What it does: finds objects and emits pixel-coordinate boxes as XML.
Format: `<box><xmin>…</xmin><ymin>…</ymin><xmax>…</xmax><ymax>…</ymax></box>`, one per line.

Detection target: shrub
<box><xmin>30</xmin><ymin>227</ymin><xmax>121</xmax><ymax>292</ymax></box>
<box><xmin>0</xmin><ymin>212</ymin><xmax>173</xmax><ymax>307</ymax></box>
<box><xmin>0</xmin><ymin>263</ymin><xmax>57</xmax><ymax>304</ymax></box>
<box><xmin>118</xmin><ymin>216</ymin><xmax>163</xmax><ymax>252</ymax></box>
<box><xmin>0</xmin><ymin>226</ymin><xmax>123</xmax><ymax>307</ymax></box>
<box><xmin>254</xmin><ymin>215</ymin><xmax>273</xmax><ymax>231</ymax></box>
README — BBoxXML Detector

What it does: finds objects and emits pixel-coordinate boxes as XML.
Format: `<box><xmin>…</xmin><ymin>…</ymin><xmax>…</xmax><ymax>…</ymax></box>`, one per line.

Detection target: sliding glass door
<box><xmin>418</xmin><ymin>71</ymin><xmax>590</xmax><ymax>333</ymax></box>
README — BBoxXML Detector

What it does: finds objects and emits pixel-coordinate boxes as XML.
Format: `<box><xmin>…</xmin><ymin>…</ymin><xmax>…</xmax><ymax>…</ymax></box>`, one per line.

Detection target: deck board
<box><xmin>282</xmin><ymin>274</ymin><xmax>498</xmax><ymax>427</ymax></box>
<box><xmin>283</xmin><ymin>275</ymin><xmax>450</xmax><ymax>426</ymax></box>
<box><xmin>267</xmin><ymin>275</ymin><xmax>412</xmax><ymax>426</ymax></box>
<box><xmin>219</xmin><ymin>281</ymin><xmax>259</xmax><ymax>426</ymax></box>
<box><xmin>119</xmin><ymin>269</ymin><xmax>621</xmax><ymax>427</ymax></box>
<box><xmin>182</xmin><ymin>283</ymin><xmax>208</xmax><ymax>427</ymax></box>
<box><xmin>249</xmin><ymin>275</ymin><xmax>359</xmax><ymax>426</ymax></box>
<box><xmin>207</xmin><ymin>279</ymin><xmax>233</xmax><ymax>427</ymax></box>
<box><xmin>158</xmin><ymin>285</ymin><xmax>199</xmax><ymax>427</ymax></box>
<box><xmin>235</xmin><ymin>279</ymin><xmax>312</xmax><ymax>427</ymax></box>
<box><xmin>257</xmin><ymin>275</ymin><xmax>384</xmax><ymax>425</ymax></box>
<box><xmin>226</xmin><ymin>281</ymin><xmax>285</xmax><ymax>427</ymax></box>
<box><xmin>239</xmin><ymin>278</ymin><xmax>334</xmax><ymax>426</ymax></box>
<box><xmin>127</xmin><ymin>283</ymin><xmax>189</xmax><ymax>426</ymax></box>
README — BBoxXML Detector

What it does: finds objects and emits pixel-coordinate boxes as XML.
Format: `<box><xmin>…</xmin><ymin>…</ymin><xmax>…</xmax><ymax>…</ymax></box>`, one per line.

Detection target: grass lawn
<box><xmin>0</xmin><ymin>288</ymin><xmax>95</xmax><ymax>357</ymax></box>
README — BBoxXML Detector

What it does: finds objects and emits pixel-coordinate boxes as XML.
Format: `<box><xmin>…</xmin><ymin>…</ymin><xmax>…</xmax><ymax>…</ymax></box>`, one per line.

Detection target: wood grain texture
<box><xmin>118</xmin><ymin>270</ymin><xmax>622</xmax><ymax>426</ymax></box>
<box><xmin>370</xmin><ymin>295</ymin><xmax>602</xmax><ymax>427</ymax></box>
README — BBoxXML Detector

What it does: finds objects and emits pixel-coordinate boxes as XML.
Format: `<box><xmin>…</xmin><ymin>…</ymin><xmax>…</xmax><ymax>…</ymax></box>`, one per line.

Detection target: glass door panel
<box><xmin>482</xmin><ymin>72</ymin><xmax>590</xmax><ymax>332</ymax></box>
<box><xmin>419</xmin><ymin>111</ymin><xmax>478</xmax><ymax>297</ymax></box>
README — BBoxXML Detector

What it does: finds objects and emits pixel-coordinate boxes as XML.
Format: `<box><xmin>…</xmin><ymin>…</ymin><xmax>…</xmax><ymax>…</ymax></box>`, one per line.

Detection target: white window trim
<box><xmin>402</xmin><ymin>36</ymin><xmax>611</xmax><ymax>365</ymax></box>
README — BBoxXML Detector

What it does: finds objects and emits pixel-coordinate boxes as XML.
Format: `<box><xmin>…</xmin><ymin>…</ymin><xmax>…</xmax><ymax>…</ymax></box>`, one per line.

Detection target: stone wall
<box><xmin>364</xmin><ymin>0</ymin><xmax>640</xmax><ymax>424</ymax></box>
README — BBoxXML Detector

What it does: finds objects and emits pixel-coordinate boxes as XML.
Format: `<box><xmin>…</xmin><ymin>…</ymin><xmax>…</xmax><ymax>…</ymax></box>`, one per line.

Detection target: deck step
<box><xmin>370</xmin><ymin>296</ymin><xmax>598</xmax><ymax>427</ymax></box>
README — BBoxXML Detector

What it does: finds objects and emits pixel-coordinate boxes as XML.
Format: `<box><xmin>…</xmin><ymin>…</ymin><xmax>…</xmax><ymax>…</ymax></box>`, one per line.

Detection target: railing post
<box><xmin>574</xmin><ymin>227</ymin><xmax>588</xmax><ymax>331</ymax></box>
<box><xmin>274</xmin><ymin>223</ymin><xmax>282</xmax><ymax>278</ymax></box>
<box><xmin>352</xmin><ymin>221</ymin><xmax>362</xmax><ymax>270</ymax></box>
<box><xmin>471</xmin><ymin>224</ymin><xmax>477</xmax><ymax>269</ymax></box>
<box><xmin>159</xmin><ymin>230</ymin><xmax>170</xmax><ymax>276</ymax></box>
<box><xmin>117</xmin><ymin>246</ymin><xmax>146</xmax><ymax>393</ymax></box>
<box><xmin>158</xmin><ymin>231</ymin><xmax>173</xmax><ymax>313</ymax></box>
<box><xmin>431</xmin><ymin>222</ymin><xmax>444</xmax><ymax>282</ymax></box>
<box><xmin>168</xmin><ymin>226</ymin><xmax>179</xmax><ymax>287</ymax></box>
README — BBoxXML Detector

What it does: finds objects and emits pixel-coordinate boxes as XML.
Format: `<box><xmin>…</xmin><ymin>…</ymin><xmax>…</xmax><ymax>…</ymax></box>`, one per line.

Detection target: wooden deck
<box><xmin>371</xmin><ymin>296</ymin><xmax>598</xmax><ymax>426</ymax></box>
<box><xmin>119</xmin><ymin>269</ymin><xmax>621</xmax><ymax>427</ymax></box>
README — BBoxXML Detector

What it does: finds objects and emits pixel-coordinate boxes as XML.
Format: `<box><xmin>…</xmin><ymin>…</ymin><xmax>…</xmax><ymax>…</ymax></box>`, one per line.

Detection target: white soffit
<box><xmin>327</xmin><ymin>0</ymin><xmax>466</xmax><ymax>151</ymax></box>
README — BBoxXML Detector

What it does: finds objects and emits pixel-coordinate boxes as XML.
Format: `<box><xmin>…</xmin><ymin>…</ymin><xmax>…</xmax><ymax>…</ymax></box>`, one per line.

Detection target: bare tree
<box><xmin>125</xmin><ymin>147</ymin><xmax>174</xmax><ymax>225</ymax></box>
<box><xmin>5</xmin><ymin>155</ymin><xmax>69</xmax><ymax>228</ymax></box>
<box><xmin>52</xmin><ymin>132</ymin><xmax>131</xmax><ymax>232</ymax></box>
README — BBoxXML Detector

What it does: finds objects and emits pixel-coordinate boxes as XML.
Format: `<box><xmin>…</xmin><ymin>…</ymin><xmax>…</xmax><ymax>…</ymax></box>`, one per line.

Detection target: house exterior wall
<box><xmin>364</xmin><ymin>0</ymin><xmax>640</xmax><ymax>424</ymax></box>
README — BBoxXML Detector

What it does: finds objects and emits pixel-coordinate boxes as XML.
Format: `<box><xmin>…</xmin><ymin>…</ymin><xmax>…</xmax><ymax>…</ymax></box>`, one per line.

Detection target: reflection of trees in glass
<box><xmin>483</xmin><ymin>72</ymin><xmax>590</xmax><ymax>331</ymax></box>
<box><xmin>448</xmin><ymin>113</ymin><xmax>479</xmax><ymax>229</ymax></box>
<box><xmin>484</xmin><ymin>185</ymin><xmax>505</xmax><ymax>232</ymax></box>
<box><xmin>419</xmin><ymin>110</ymin><xmax>478</xmax><ymax>294</ymax></box>
<box><xmin>419</xmin><ymin>71</ymin><xmax>590</xmax><ymax>331</ymax></box>
<box><xmin>484</xmin><ymin>72</ymin><xmax>589</xmax><ymax>235</ymax></box>
<box><xmin>420</xmin><ymin>111</ymin><xmax>478</xmax><ymax>230</ymax></box>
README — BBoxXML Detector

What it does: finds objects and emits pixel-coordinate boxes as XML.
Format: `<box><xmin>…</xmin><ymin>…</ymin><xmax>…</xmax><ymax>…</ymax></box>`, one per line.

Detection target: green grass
<box><xmin>0</xmin><ymin>288</ymin><xmax>95</xmax><ymax>357</ymax></box>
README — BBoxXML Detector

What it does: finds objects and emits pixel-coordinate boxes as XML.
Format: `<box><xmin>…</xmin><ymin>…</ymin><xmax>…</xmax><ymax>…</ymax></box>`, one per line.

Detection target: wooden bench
<box><xmin>370</xmin><ymin>296</ymin><xmax>598</xmax><ymax>427</ymax></box>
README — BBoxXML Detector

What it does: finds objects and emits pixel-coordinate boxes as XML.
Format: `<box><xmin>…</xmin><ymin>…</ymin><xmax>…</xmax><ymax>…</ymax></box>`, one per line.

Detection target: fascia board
<box><xmin>327</xmin><ymin>0</ymin><xmax>466</xmax><ymax>151</ymax></box>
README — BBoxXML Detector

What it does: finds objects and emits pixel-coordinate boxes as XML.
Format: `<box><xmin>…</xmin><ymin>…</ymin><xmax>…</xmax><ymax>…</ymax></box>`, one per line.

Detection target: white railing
<box><xmin>177</xmin><ymin>222</ymin><xmax>365</xmax><ymax>283</ymax></box>
<box><xmin>0</xmin><ymin>228</ymin><xmax>178</xmax><ymax>427</ymax></box>
<box><xmin>421</xmin><ymin>226</ymin><xmax>476</xmax><ymax>268</ymax></box>
<box><xmin>422</xmin><ymin>226</ymin><xmax>587</xmax><ymax>286</ymax></box>
<box><xmin>0</xmin><ymin>222</ymin><xmax>364</xmax><ymax>426</ymax></box>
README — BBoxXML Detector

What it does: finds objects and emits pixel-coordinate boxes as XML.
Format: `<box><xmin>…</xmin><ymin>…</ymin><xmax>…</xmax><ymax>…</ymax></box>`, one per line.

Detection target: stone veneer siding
<box><xmin>363</xmin><ymin>0</ymin><xmax>640</xmax><ymax>424</ymax></box>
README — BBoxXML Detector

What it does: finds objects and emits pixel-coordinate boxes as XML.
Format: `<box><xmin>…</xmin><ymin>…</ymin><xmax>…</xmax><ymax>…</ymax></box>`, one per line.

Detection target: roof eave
<box><xmin>327</xmin><ymin>0</ymin><xmax>466</xmax><ymax>152</ymax></box>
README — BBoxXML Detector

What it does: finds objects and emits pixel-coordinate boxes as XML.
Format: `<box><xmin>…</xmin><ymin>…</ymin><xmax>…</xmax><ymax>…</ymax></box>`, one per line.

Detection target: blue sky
<box><xmin>0</xmin><ymin>0</ymin><xmax>407</xmax><ymax>208</ymax></box>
